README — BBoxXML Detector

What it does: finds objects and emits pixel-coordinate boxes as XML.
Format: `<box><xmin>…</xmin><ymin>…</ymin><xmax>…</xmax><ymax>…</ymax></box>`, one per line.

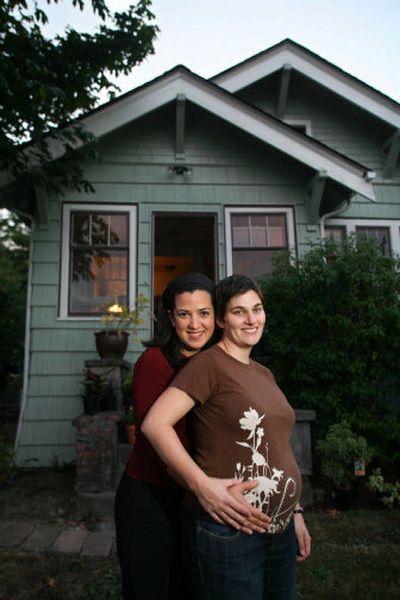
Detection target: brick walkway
<box><xmin>0</xmin><ymin>520</ymin><xmax>115</xmax><ymax>557</ymax></box>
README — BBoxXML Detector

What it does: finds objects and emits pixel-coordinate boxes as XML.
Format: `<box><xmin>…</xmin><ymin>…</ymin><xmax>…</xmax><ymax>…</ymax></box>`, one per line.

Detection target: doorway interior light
<box><xmin>168</xmin><ymin>165</ymin><xmax>192</xmax><ymax>176</ymax></box>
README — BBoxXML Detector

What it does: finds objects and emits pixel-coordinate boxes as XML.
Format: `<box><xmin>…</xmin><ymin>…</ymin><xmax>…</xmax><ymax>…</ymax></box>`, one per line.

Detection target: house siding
<box><xmin>14</xmin><ymin>59</ymin><xmax>399</xmax><ymax>466</ymax></box>
<box><xmin>15</xmin><ymin>104</ymin><xmax>314</xmax><ymax>466</ymax></box>
<box><xmin>239</xmin><ymin>72</ymin><xmax>397</xmax><ymax>181</ymax></box>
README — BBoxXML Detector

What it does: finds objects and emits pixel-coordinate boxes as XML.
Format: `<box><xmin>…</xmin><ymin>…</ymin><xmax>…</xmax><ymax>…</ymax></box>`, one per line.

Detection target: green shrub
<box><xmin>315</xmin><ymin>421</ymin><xmax>372</xmax><ymax>491</ymax></box>
<box><xmin>367</xmin><ymin>468</ymin><xmax>400</xmax><ymax>509</ymax></box>
<box><xmin>0</xmin><ymin>443</ymin><xmax>17</xmax><ymax>481</ymax></box>
<box><xmin>257</xmin><ymin>235</ymin><xmax>400</xmax><ymax>472</ymax></box>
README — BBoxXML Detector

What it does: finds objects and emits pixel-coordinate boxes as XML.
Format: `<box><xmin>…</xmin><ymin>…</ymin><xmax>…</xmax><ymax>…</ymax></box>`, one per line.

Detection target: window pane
<box><xmin>251</xmin><ymin>226</ymin><xmax>267</xmax><ymax>246</ymax></box>
<box><xmin>268</xmin><ymin>215</ymin><xmax>285</xmax><ymax>228</ymax></box>
<box><xmin>231</xmin><ymin>215</ymin><xmax>248</xmax><ymax>227</ymax></box>
<box><xmin>69</xmin><ymin>248</ymin><xmax>128</xmax><ymax>314</ymax></box>
<box><xmin>72</xmin><ymin>213</ymin><xmax>90</xmax><ymax>245</ymax></box>
<box><xmin>233</xmin><ymin>249</ymin><xmax>277</xmax><ymax>279</ymax></box>
<box><xmin>356</xmin><ymin>227</ymin><xmax>390</xmax><ymax>257</ymax></box>
<box><xmin>251</xmin><ymin>216</ymin><xmax>267</xmax><ymax>227</ymax></box>
<box><xmin>232</xmin><ymin>214</ymin><xmax>287</xmax><ymax>248</ymax></box>
<box><xmin>110</xmin><ymin>214</ymin><xmax>128</xmax><ymax>245</ymax></box>
<box><xmin>268</xmin><ymin>215</ymin><xmax>286</xmax><ymax>247</ymax></box>
<box><xmin>324</xmin><ymin>226</ymin><xmax>345</xmax><ymax>242</ymax></box>
<box><xmin>232</xmin><ymin>227</ymin><xmax>250</xmax><ymax>246</ymax></box>
<box><xmin>232</xmin><ymin>215</ymin><xmax>250</xmax><ymax>246</ymax></box>
<box><xmin>91</xmin><ymin>214</ymin><xmax>109</xmax><ymax>245</ymax></box>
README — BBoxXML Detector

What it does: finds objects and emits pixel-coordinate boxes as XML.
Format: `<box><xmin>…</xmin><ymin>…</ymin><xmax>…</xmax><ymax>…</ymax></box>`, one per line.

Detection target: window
<box><xmin>324</xmin><ymin>225</ymin><xmax>346</xmax><ymax>242</ymax></box>
<box><xmin>322</xmin><ymin>219</ymin><xmax>400</xmax><ymax>258</ymax></box>
<box><xmin>225</xmin><ymin>207</ymin><xmax>296</xmax><ymax>279</ymax></box>
<box><xmin>355</xmin><ymin>226</ymin><xmax>391</xmax><ymax>257</ymax></box>
<box><xmin>60</xmin><ymin>204</ymin><xmax>137</xmax><ymax>318</ymax></box>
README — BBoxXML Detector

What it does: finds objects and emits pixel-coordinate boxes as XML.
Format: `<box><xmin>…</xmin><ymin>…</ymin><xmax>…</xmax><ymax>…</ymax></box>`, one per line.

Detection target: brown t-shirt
<box><xmin>171</xmin><ymin>344</ymin><xmax>302</xmax><ymax>533</ymax></box>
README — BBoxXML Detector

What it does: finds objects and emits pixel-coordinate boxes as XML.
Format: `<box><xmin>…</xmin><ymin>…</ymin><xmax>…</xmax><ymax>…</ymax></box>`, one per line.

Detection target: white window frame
<box><xmin>322</xmin><ymin>218</ymin><xmax>400</xmax><ymax>256</ymax></box>
<box><xmin>59</xmin><ymin>203</ymin><xmax>138</xmax><ymax>320</ymax></box>
<box><xmin>224</xmin><ymin>206</ymin><xmax>297</xmax><ymax>276</ymax></box>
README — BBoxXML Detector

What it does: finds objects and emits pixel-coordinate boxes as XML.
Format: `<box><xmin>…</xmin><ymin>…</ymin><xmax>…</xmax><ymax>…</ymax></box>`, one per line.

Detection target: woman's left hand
<box><xmin>294</xmin><ymin>513</ymin><xmax>311</xmax><ymax>562</ymax></box>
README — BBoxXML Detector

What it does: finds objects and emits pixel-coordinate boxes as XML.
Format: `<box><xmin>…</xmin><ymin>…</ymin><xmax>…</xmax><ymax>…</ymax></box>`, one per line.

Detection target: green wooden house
<box><xmin>2</xmin><ymin>39</ymin><xmax>399</xmax><ymax>466</ymax></box>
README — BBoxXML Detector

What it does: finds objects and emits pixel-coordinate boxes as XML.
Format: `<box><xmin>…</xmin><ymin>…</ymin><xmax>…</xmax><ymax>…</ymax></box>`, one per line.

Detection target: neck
<box><xmin>217</xmin><ymin>339</ymin><xmax>251</xmax><ymax>364</ymax></box>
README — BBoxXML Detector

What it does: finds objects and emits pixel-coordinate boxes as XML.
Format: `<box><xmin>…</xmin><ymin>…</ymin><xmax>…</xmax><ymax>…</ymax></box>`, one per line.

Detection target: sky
<box><xmin>42</xmin><ymin>0</ymin><xmax>400</xmax><ymax>104</ymax></box>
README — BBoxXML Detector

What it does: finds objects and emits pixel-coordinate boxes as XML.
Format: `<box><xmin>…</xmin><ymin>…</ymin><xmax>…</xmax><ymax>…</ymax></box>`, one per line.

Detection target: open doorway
<box><xmin>152</xmin><ymin>213</ymin><xmax>217</xmax><ymax>312</ymax></box>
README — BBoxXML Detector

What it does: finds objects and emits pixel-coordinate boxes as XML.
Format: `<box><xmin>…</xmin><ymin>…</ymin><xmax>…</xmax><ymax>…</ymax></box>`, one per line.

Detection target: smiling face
<box><xmin>169</xmin><ymin>290</ymin><xmax>215</xmax><ymax>357</ymax></box>
<box><xmin>217</xmin><ymin>289</ymin><xmax>265</xmax><ymax>350</ymax></box>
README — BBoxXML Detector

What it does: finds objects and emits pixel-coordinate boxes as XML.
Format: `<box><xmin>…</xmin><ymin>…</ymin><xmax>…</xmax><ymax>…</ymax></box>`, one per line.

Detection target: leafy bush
<box><xmin>367</xmin><ymin>468</ymin><xmax>400</xmax><ymax>509</ymax></box>
<box><xmin>257</xmin><ymin>235</ymin><xmax>400</xmax><ymax>473</ymax></box>
<box><xmin>0</xmin><ymin>442</ymin><xmax>17</xmax><ymax>481</ymax></box>
<box><xmin>316</xmin><ymin>421</ymin><xmax>372</xmax><ymax>491</ymax></box>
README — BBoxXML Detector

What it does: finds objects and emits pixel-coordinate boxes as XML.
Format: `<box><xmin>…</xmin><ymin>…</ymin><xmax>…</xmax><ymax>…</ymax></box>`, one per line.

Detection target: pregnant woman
<box><xmin>143</xmin><ymin>274</ymin><xmax>311</xmax><ymax>600</ymax></box>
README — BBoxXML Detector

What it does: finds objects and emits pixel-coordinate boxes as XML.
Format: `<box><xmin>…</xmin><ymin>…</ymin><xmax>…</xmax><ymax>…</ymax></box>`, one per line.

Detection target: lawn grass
<box><xmin>296</xmin><ymin>509</ymin><xmax>400</xmax><ymax>599</ymax></box>
<box><xmin>0</xmin><ymin>509</ymin><xmax>399</xmax><ymax>599</ymax></box>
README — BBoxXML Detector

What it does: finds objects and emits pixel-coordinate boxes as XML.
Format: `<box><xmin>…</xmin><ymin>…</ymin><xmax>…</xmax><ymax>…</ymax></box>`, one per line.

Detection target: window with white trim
<box><xmin>322</xmin><ymin>219</ymin><xmax>400</xmax><ymax>258</ymax></box>
<box><xmin>59</xmin><ymin>204</ymin><xmax>137</xmax><ymax>318</ymax></box>
<box><xmin>355</xmin><ymin>226</ymin><xmax>391</xmax><ymax>257</ymax></box>
<box><xmin>225</xmin><ymin>207</ymin><xmax>296</xmax><ymax>279</ymax></box>
<box><xmin>324</xmin><ymin>225</ymin><xmax>346</xmax><ymax>242</ymax></box>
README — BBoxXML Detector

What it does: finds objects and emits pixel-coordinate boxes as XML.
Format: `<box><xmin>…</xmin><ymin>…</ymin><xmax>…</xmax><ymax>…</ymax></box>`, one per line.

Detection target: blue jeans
<box><xmin>183</xmin><ymin>510</ymin><xmax>297</xmax><ymax>600</ymax></box>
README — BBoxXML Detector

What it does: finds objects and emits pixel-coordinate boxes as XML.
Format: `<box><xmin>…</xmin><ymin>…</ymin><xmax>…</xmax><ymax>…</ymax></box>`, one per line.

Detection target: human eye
<box><xmin>176</xmin><ymin>311</ymin><xmax>189</xmax><ymax>318</ymax></box>
<box><xmin>232</xmin><ymin>308</ymin><xmax>244</xmax><ymax>316</ymax></box>
<box><xmin>199</xmin><ymin>309</ymin><xmax>211</xmax><ymax>317</ymax></box>
<box><xmin>253</xmin><ymin>305</ymin><xmax>264</xmax><ymax>313</ymax></box>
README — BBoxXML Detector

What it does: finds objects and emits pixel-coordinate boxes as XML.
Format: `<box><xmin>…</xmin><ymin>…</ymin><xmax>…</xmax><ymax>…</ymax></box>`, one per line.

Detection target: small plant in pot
<box><xmin>80</xmin><ymin>369</ymin><xmax>117</xmax><ymax>414</ymax></box>
<box><xmin>95</xmin><ymin>295</ymin><xmax>148</xmax><ymax>360</ymax></box>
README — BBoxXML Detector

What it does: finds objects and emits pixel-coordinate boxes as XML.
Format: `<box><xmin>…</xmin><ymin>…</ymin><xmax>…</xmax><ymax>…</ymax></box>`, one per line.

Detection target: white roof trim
<box><xmin>212</xmin><ymin>42</ymin><xmax>400</xmax><ymax>129</ymax></box>
<box><xmin>44</xmin><ymin>69</ymin><xmax>374</xmax><ymax>201</ymax></box>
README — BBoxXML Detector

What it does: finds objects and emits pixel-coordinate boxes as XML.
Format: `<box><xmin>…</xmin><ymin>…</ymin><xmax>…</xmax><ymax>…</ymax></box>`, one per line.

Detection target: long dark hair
<box><xmin>144</xmin><ymin>273</ymin><xmax>216</xmax><ymax>366</ymax></box>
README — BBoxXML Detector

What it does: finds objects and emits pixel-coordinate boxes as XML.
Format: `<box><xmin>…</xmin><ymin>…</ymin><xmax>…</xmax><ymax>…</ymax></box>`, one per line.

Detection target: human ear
<box><xmin>216</xmin><ymin>317</ymin><xmax>225</xmax><ymax>330</ymax></box>
<box><xmin>167</xmin><ymin>310</ymin><xmax>175</xmax><ymax>327</ymax></box>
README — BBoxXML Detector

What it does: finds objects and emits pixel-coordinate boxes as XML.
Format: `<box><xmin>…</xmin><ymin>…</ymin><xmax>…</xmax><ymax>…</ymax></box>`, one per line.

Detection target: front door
<box><xmin>152</xmin><ymin>213</ymin><xmax>216</xmax><ymax>311</ymax></box>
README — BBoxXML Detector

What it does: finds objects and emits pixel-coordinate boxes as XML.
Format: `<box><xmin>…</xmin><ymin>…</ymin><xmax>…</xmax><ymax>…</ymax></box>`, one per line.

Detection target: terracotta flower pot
<box><xmin>95</xmin><ymin>331</ymin><xmax>129</xmax><ymax>360</ymax></box>
<box><xmin>125</xmin><ymin>424</ymin><xmax>136</xmax><ymax>446</ymax></box>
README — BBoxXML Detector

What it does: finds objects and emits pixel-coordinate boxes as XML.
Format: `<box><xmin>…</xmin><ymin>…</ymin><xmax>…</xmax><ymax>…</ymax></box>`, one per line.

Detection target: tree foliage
<box><xmin>257</xmin><ymin>236</ymin><xmax>400</xmax><ymax>470</ymax></box>
<box><xmin>0</xmin><ymin>0</ymin><xmax>158</xmax><ymax>192</ymax></box>
<box><xmin>0</xmin><ymin>211</ymin><xmax>30</xmax><ymax>385</ymax></box>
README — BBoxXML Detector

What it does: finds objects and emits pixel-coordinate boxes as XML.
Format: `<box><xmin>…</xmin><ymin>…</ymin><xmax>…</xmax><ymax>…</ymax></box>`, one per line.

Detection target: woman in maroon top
<box><xmin>143</xmin><ymin>275</ymin><xmax>311</xmax><ymax>600</ymax></box>
<box><xmin>114</xmin><ymin>273</ymin><xmax>268</xmax><ymax>600</ymax></box>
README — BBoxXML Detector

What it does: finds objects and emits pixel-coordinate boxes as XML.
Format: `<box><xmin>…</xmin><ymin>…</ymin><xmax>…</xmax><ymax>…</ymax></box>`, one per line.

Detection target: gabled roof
<box><xmin>42</xmin><ymin>64</ymin><xmax>374</xmax><ymax>201</ymax></box>
<box><xmin>211</xmin><ymin>39</ymin><xmax>400</xmax><ymax>129</ymax></box>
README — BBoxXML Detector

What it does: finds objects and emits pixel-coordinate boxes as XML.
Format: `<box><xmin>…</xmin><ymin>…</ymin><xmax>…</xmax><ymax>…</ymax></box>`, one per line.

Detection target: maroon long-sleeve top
<box><xmin>125</xmin><ymin>346</ymin><xmax>187</xmax><ymax>486</ymax></box>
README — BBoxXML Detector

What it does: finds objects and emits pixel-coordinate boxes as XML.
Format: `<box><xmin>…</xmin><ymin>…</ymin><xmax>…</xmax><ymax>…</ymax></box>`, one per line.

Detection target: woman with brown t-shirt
<box><xmin>143</xmin><ymin>274</ymin><xmax>311</xmax><ymax>600</ymax></box>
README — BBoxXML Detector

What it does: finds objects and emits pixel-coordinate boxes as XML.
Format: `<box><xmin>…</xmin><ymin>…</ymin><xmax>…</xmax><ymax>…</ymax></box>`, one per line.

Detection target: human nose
<box><xmin>244</xmin><ymin>311</ymin><xmax>256</xmax><ymax>324</ymax></box>
<box><xmin>188</xmin><ymin>314</ymin><xmax>200</xmax><ymax>329</ymax></box>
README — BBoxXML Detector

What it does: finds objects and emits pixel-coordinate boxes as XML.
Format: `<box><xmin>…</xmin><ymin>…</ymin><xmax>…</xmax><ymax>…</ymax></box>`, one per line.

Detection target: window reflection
<box><xmin>69</xmin><ymin>211</ymin><xmax>129</xmax><ymax>315</ymax></box>
<box><xmin>231</xmin><ymin>214</ymin><xmax>287</xmax><ymax>279</ymax></box>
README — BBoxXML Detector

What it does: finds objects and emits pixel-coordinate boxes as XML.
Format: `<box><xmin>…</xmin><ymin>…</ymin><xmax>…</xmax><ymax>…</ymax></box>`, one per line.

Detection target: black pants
<box><xmin>114</xmin><ymin>472</ymin><xmax>190</xmax><ymax>600</ymax></box>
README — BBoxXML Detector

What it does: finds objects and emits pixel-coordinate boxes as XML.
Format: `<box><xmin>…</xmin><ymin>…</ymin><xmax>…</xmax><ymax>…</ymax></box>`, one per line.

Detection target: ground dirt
<box><xmin>0</xmin><ymin>467</ymin><xmax>105</xmax><ymax>530</ymax></box>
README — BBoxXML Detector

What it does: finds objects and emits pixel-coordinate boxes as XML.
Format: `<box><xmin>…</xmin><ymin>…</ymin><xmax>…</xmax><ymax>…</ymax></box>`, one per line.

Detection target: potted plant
<box><xmin>80</xmin><ymin>369</ymin><xmax>117</xmax><ymax>414</ymax></box>
<box><xmin>123</xmin><ymin>406</ymin><xmax>136</xmax><ymax>446</ymax></box>
<box><xmin>95</xmin><ymin>295</ymin><xmax>148</xmax><ymax>360</ymax></box>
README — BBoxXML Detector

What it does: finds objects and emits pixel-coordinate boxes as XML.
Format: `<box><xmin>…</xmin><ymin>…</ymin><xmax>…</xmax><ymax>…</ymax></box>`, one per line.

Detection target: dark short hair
<box><xmin>145</xmin><ymin>273</ymin><xmax>216</xmax><ymax>366</ymax></box>
<box><xmin>215</xmin><ymin>274</ymin><xmax>263</xmax><ymax>321</ymax></box>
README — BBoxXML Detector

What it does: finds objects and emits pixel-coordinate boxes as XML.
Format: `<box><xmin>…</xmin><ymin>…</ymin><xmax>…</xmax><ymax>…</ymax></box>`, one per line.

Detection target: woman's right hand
<box><xmin>195</xmin><ymin>476</ymin><xmax>270</xmax><ymax>534</ymax></box>
<box><xmin>229</xmin><ymin>479</ymin><xmax>271</xmax><ymax>535</ymax></box>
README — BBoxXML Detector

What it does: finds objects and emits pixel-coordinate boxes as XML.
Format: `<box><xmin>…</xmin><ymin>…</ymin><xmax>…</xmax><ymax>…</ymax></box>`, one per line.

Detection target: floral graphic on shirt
<box><xmin>234</xmin><ymin>407</ymin><xmax>296</xmax><ymax>533</ymax></box>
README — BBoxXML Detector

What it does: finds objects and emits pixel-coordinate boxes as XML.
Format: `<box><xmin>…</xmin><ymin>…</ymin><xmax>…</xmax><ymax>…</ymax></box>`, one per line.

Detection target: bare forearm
<box><xmin>142</xmin><ymin>417</ymin><xmax>208</xmax><ymax>494</ymax></box>
<box><xmin>142</xmin><ymin>387</ymin><xmax>264</xmax><ymax>530</ymax></box>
